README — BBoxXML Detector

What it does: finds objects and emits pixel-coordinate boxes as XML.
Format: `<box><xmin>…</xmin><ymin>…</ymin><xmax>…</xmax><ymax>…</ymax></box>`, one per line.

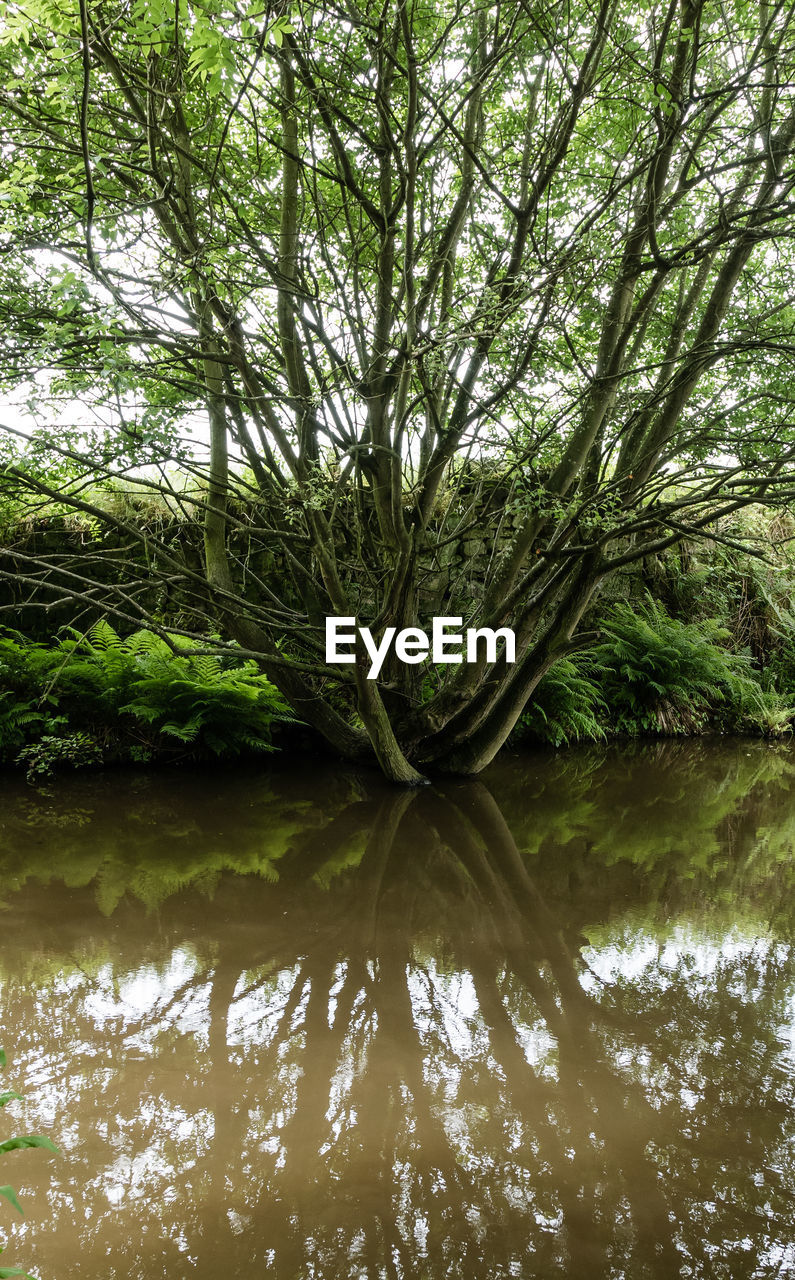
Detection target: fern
<box><xmin>120</xmin><ymin>658</ymin><xmax>291</xmax><ymax>755</ymax></box>
<box><xmin>85</xmin><ymin>619</ymin><xmax>124</xmax><ymax>651</ymax></box>
<box><xmin>0</xmin><ymin>690</ymin><xmax>50</xmax><ymax>755</ymax></box>
<box><xmin>0</xmin><ymin>625</ymin><xmax>293</xmax><ymax>768</ymax></box>
<box><xmin>593</xmin><ymin>599</ymin><xmax>757</xmax><ymax>736</ymax></box>
<box><xmin>515</xmin><ymin>657</ymin><xmax>607</xmax><ymax>747</ymax></box>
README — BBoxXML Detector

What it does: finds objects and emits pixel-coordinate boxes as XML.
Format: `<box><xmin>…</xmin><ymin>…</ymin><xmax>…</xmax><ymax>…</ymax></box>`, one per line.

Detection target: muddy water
<box><xmin>2</xmin><ymin>742</ymin><xmax>795</xmax><ymax>1279</ymax></box>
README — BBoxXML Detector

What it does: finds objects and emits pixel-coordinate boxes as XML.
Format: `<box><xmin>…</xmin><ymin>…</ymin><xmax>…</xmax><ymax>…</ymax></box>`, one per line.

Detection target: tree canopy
<box><xmin>1</xmin><ymin>0</ymin><xmax>795</xmax><ymax>778</ymax></box>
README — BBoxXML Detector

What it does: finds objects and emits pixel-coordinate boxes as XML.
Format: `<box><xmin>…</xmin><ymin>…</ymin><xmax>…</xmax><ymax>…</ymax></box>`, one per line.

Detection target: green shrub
<box><xmin>592</xmin><ymin>599</ymin><xmax>764</xmax><ymax>736</ymax></box>
<box><xmin>738</xmin><ymin>689</ymin><xmax>795</xmax><ymax>738</ymax></box>
<box><xmin>514</xmin><ymin>599</ymin><xmax>774</xmax><ymax>745</ymax></box>
<box><xmin>0</xmin><ymin>622</ymin><xmax>293</xmax><ymax>772</ymax></box>
<box><xmin>516</xmin><ymin>657</ymin><xmax>607</xmax><ymax>746</ymax></box>
<box><xmin>0</xmin><ymin>692</ymin><xmax>50</xmax><ymax>757</ymax></box>
<box><xmin>758</xmin><ymin>597</ymin><xmax>795</xmax><ymax>700</ymax></box>
<box><xmin>16</xmin><ymin>732</ymin><xmax>104</xmax><ymax>782</ymax></box>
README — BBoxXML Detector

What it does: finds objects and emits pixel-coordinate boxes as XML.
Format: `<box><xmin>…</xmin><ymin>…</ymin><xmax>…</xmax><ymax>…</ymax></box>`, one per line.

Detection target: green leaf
<box><xmin>0</xmin><ymin>1093</ymin><xmax>23</xmax><ymax>1109</ymax></box>
<box><xmin>0</xmin><ymin>1186</ymin><xmax>24</xmax><ymax>1217</ymax></box>
<box><xmin>0</xmin><ymin>1136</ymin><xmax>59</xmax><ymax>1156</ymax></box>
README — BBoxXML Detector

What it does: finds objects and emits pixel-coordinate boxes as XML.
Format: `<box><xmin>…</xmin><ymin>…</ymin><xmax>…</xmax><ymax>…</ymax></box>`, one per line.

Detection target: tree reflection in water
<box><xmin>2</xmin><ymin>741</ymin><xmax>795</xmax><ymax>1279</ymax></box>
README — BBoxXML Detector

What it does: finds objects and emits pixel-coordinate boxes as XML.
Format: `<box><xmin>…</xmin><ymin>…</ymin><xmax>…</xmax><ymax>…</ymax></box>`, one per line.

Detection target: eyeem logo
<box><xmin>326</xmin><ymin>616</ymin><xmax>516</xmax><ymax>680</ymax></box>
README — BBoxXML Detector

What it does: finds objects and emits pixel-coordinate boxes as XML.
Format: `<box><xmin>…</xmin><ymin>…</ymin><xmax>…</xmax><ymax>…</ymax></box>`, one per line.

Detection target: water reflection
<box><xmin>2</xmin><ymin>742</ymin><xmax>795</xmax><ymax>1278</ymax></box>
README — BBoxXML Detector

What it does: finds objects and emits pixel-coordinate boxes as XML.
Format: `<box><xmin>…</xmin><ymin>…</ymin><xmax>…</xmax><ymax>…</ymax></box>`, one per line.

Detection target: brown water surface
<box><xmin>1</xmin><ymin>741</ymin><xmax>795</xmax><ymax>1278</ymax></box>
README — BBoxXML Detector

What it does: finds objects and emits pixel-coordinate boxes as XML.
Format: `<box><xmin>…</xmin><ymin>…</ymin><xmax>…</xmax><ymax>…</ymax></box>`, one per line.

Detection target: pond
<box><xmin>1</xmin><ymin>740</ymin><xmax>795</xmax><ymax>1279</ymax></box>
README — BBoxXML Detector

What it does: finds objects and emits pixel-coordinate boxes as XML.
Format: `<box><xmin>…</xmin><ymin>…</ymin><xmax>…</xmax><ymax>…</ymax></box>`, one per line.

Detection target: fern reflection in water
<box><xmin>2</xmin><ymin>743</ymin><xmax>795</xmax><ymax>1277</ymax></box>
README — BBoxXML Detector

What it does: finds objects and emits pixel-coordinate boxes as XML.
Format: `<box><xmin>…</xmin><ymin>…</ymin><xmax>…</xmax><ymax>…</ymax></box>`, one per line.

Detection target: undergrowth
<box><xmin>0</xmin><ymin>621</ymin><xmax>293</xmax><ymax>778</ymax></box>
<box><xmin>3</xmin><ymin>590</ymin><xmax>795</xmax><ymax>775</ymax></box>
<box><xmin>515</xmin><ymin>597</ymin><xmax>795</xmax><ymax>747</ymax></box>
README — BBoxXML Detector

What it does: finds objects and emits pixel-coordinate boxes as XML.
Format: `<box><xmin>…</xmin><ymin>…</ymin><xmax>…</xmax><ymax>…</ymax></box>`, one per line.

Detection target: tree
<box><xmin>0</xmin><ymin>0</ymin><xmax>795</xmax><ymax>780</ymax></box>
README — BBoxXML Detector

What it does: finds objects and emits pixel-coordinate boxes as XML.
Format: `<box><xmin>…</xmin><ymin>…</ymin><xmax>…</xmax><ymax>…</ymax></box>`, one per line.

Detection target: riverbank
<box><xmin>3</xmin><ymin>505</ymin><xmax>795</xmax><ymax>777</ymax></box>
<box><xmin>1</xmin><ymin>593</ymin><xmax>793</xmax><ymax>781</ymax></box>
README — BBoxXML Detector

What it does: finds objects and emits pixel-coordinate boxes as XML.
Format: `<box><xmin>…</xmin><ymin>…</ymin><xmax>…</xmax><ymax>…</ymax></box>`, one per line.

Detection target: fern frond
<box><xmin>87</xmin><ymin>620</ymin><xmax>123</xmax><ymax>651</ymax></box>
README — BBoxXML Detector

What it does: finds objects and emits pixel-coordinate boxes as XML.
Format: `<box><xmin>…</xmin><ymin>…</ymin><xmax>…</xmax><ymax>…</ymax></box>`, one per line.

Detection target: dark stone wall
<box><xmin>0</xmin><ymin>496</ymin><xmax>642</xmax><ymax>638</ymax></box>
